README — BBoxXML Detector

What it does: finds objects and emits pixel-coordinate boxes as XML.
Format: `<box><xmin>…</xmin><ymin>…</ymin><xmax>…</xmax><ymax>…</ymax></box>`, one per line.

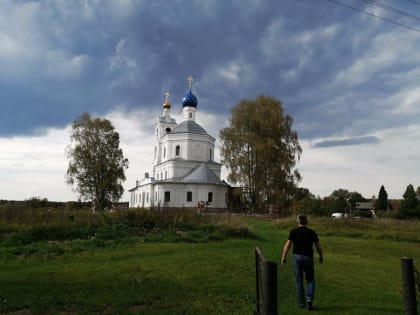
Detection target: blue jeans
<box><xmin>292</xmin><ymin>254</ymin><xmax>315</xmax><ymax>307</ymax></box>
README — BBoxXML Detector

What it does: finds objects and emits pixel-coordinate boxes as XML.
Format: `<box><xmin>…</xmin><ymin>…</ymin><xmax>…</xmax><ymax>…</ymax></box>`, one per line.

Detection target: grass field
<box><xmin>0</xmin><ymin>209</ymin><xmax>418</xmax><ymax>314</ymax></box>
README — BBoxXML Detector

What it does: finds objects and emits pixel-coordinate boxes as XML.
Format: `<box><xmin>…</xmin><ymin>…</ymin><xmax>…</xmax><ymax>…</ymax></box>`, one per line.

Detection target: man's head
<box><xmin>297</xmin><ymin>214</ymin><xmax>308</xmax><ymax>226</ymax></box>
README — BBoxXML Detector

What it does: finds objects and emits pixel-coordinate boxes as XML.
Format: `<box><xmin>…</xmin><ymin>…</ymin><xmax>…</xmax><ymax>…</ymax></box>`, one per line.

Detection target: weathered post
<box><xmin>401</xmin><ymin>257</ymin><xmax>418</xmax><ymax>315</ymax></box>
<box><xmin>263</xmin><ymin>260</ymin><xmax>278</xmax><ymax>315</ymax></box>
<box><xmin>255</xmin><ymin>247</ymin><xmax>278</xmax><ymax>315</ymax></box>
<box><xmin>255</xmin><ymin>248</ymin><xmax>261</xmax><ymax>315</ymax></box>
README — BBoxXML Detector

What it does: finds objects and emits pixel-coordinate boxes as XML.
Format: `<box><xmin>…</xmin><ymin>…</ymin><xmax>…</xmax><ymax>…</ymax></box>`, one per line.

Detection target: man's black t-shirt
<box><xmin>288</xmin><ymin>226</ymin><xmax>319</xmax><ymax>258</ymax></box>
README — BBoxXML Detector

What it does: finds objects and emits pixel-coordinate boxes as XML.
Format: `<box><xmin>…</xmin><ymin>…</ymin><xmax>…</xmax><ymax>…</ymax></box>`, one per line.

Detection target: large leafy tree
<box><xmin>375</xmin><ymin>185</ymin><xmax>388</xmax><ymax>211</ymax></box>
<box><xmin>220</xmin><ymin>95</ymin><xmax>301</xmax><ymax>212</ymax></box>
<box><xmin>329</xmin><ymin>189</ymin><xmax>366</xmax><ymax>214</ymax></box>
<box><xmin>66</xmin><ymin>113</ymin><xmax>129</xmax><ymax>211</ymax></box>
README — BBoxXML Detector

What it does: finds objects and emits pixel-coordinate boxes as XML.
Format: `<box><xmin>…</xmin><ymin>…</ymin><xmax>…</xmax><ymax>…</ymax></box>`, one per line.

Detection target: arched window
<box><xmin>209</xmin><ymin>149</ymin><xmax>212</xmax><ymax>160</ymax></box>
<box><xmin>163</xmin><ymin>147</ymin><xmax>166</xmax><ymax>158</ymax></box>
<box><xmin>175</xmin><ymin>145</ymin><xmax>180</xmax><ymax>156</ymax></box>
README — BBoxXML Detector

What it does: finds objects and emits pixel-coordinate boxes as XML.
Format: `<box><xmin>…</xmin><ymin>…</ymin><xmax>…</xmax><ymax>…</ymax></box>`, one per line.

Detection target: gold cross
<box><xmin>187</xmin><ymin>75</ymin><xmax>194</xmax><ymax>90</ymax></box>
<box><xmin>164</xmin><ymin>91</ymin><xmax>170</xmax><ymax>102</ymax></box>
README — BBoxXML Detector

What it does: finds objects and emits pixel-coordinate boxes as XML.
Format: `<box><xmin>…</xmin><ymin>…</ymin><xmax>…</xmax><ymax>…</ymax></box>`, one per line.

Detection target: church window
<box><xmin>165</xmin><ymin>171</ymin><xmax>168</xmax><ymax>179</ymax></box>
<box><xmin>175</xmin><ymin>145</ymin><xmax>180</xmax><ymax>156</ymax></box>
<box><xmin>208</xmin><ymin>192</ymin><xmax>213</xmax><ymax>203</ymax></box>
<box><xmin>209</xmin><ymin>149</ymin><xmax>212</xmax><ymax>160</ymax></box>
<box><xmin>187</xmin><ymin>191</ymin><xmax>193</xmax><ymax>202</ymax></box>
<box><xmin>164</xmin><ymin>191</ymin><xmax>171</xmax><ymax>202</ymax></box>
<box><xmin>189</xmin><ymin>112</ymin><xmax>192</xmax><ymax>119</ymax></box>
<box><xmin>146</xmin><ymin>192</ymin><xmax>149</xmax><ymax>203</ymax></box>
<box><xmin>163</xmin><ymin>147</ymin><xmax>166</xmax><ymax>158</ymax></box>
<box><xmin>166</xmin><ymin>127</ymin><xmax>171</xmax><ymax>133</ymax></box>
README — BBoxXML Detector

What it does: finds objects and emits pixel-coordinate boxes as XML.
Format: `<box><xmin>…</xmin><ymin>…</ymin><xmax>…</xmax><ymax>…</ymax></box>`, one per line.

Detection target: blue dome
<box><xmin>182</xmin><ymin>90</ymin><xmax>198</xmax><ymax>108</ymax></box>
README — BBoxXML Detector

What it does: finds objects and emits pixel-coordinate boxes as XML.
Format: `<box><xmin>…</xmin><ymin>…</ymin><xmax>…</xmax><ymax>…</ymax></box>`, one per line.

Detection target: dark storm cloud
<box><xmin>1</xmin><ymin>0</ymin><xmax>420</xmax><ymax>140</ymax></box>
<box><xmin>313</xmin><ymin>136</ymin><xmax>380</xmax><ymax>148</ymax></box>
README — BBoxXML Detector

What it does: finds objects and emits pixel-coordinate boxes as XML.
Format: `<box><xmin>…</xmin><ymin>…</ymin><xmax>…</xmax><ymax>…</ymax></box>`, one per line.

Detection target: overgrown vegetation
<box><xmin>0</xmin><ymin>207</ymin><xmax>254</xmax><ymax>258</ymax></box>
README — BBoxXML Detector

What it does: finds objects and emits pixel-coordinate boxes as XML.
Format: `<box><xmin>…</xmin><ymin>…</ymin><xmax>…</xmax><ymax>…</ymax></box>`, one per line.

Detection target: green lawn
<box><xmin>0</xmin><ymin>213</ymin><xmax>418</xmax><ymax>314</ymax></box>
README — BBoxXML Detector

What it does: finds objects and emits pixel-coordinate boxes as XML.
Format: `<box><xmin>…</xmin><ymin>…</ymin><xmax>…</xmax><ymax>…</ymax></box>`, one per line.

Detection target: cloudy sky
<box><xmin>1</xmin><ymin>0</ymin><xmax>420</xmax><ymax>201</ymax></box>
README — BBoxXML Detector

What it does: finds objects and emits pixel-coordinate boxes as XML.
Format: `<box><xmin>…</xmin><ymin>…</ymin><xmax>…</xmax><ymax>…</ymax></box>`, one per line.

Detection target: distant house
<box><xmin>355</xmin><ymin>202</ymin><xmax>375</xmax><ymax>218</ymax></box>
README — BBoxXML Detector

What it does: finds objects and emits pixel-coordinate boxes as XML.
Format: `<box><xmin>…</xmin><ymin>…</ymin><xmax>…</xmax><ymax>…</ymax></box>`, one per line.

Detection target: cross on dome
<box><xmin>163</xmin><ymin>91</ymin><xmax>171</xmax><ymax>109</ymax></box>
<box><xmin>187</xmin><ymin>75</ymin><xmax>194</xmax><ymax>90</ymax></box>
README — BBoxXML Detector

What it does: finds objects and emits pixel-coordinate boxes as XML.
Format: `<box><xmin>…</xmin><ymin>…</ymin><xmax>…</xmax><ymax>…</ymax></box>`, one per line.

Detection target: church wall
<box><xmin>129</xmin><ymin>183</ymin><xmax>154</xmax><ymax>208</ymax></box>
<box><xmin>160</xmin><ymin>133</ymin><xmax>215</xmax><ymax>164</ymax></box>
<box><xmin>152</xmin><ymin>183</ymin><xmax>227</xmax><ymax>209</ymax></box>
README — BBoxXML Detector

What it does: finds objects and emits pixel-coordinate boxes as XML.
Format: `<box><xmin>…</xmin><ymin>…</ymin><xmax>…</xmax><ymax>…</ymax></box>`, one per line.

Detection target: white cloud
<box><xmin>334</xmin><ymin>29</ymin><xmax>420</xmax><ymax>87</ymax></box>
<box><xmin>393</xmin><ymin>87</ymin><xmax>420</xmax><ymax>115</ymax></box>
<box><xmin>299</xmin><ymin>124</ymin><xmax>420</xmax><ymax>199</ymax></box>
<box><xmin>0</xmin><ymin>127</ymin><xmax>74</xmax><ymax>201</ymax></box>
<box><xmin>45</xmin><ymin>50</ymin><xmax>89</xmax><ymax>79</ymax></box>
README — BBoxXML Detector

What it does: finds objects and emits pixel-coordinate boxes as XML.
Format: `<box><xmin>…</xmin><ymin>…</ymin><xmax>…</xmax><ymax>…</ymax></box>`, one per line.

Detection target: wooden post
<box><xmin>255</xmin><ymin>247</ymin><xmax>278</xmax><ymax>315</ymax></box>
<box><xmin>255</xmin><ymin>248</ymin><xmax>261</xmax><ymax>315</ymax></box>
<box><xmin>401</xmin><ymin>257</ymin><xmax>418</xmax><ymax>315</ymax></box>
<box><xmin>263</xmin><ymin>261</ymin><xmax>278</xmax><ymax>315</ymax></box>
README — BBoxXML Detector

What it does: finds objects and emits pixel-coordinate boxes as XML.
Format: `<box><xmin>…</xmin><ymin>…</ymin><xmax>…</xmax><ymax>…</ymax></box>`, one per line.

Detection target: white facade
<box><xmin>129</xmin><ymin>84</ymin><xmax>228</xmax><ymax>210</ymax></box>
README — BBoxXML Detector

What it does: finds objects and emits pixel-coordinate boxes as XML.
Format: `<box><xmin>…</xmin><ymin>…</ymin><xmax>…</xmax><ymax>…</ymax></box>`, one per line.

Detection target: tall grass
<box><xmin>272</xmin><ymin>217</ymin><xmax>420</xmax><ymax>243</ymax></box>
<box><xmin>0</xmin><ymin>208</ymin><xmax>255</xmax><ymax>258</ymax></box>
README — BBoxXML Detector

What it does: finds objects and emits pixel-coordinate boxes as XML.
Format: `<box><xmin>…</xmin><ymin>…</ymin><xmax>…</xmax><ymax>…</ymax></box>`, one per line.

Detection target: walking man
<box><xmin>281</xmin><ymin>214</ymin><xmax>323</xmax><ymax>311</ymax></box>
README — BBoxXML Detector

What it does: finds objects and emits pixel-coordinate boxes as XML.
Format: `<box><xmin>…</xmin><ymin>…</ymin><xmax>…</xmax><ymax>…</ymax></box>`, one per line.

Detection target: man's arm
<box><xmin>315</xmin><ymin>241</ymin><xmax>323</xmax><ymax>263</ymax></box>
<box><xmin>281</xmin><ymin>240</ymin><xmax>292</xmax><ymax>264</ymax></box>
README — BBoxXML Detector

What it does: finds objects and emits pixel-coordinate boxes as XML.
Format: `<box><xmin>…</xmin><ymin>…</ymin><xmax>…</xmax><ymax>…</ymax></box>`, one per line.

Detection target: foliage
<box><xmin>220</xmin><ymin>95</ymin><xmax>301</xmax><ymax>212</ymax></box>
<box><xmin>375</xmin><ymin>185</ymin><xmax>388</xmax><ymax>211</ymax></box>
<box><xmin>321</xmin><ymin>189</ymin><xmax>365</xmax><ymax>215</ymax></box>
<box><xmin>399</xmin><ymin>184</ymin><xmax>420</xmax><ymax>219</ymax></box>
<box><xmin>66</xmin><ymin>112</ymin><xmax>129</xmax><ymax>211</ymax></box>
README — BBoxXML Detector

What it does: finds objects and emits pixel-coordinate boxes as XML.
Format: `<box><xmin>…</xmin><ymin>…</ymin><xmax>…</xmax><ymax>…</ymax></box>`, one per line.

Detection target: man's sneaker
<box><xmin>306</xmin><ymin>300</ymin><xmax>314</xmax><ymax>311</ymax></box>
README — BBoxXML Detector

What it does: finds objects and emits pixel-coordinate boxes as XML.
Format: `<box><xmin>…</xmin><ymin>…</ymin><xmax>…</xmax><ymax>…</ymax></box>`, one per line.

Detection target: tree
<box><xmin>329</xmin><ymin>189</ymin><xmax>366</xmax><ymax>214</ymax></box>
<box><xmin>220</xmin><ymin>95</ymin><xmax>301</xmax><ymax>212</ymax></box>
<box><xmin>399</xmin><ymin>184</ymin><xmax>419</xmax><ymax>219</ymax></box>
<box><xmin>375</xmin><ymin>185</ymin><xmax>388</xmax><ymax>211</ymax></box>
<box><xmin>66</xmin><ymin>113</ymin><xmax>129</xmax><ymax>211</ymax></box>
<box><xmin>329</xmin><ymin>189</ymin><xmax>350</xmax><ymax>213</ymax></box>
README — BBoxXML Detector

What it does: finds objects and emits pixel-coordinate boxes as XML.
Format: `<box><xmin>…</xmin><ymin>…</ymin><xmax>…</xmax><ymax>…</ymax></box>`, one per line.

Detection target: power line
<box><xmin>357</xmin><ymin>0</ymin><xmax>420</xmax><ymax>22</ymax></box>
<box><xmin>328</xmin><ymin>0</ymin><xmax>420</xmax><ymax>33</ymax></box>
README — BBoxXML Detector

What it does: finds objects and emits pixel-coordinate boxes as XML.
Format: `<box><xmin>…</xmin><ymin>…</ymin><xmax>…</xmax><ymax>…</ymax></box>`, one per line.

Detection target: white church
<box><xmin>128</xmin><ymin>76</ymin><xmax>229</xmax><ymax>210</ymax></box>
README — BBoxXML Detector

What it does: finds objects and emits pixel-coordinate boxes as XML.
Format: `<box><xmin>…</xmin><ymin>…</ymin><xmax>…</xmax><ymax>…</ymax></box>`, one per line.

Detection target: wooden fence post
<box><xmin>401</xmin><ymin>257</ymin><xmax>418</xmax><ymax>315</ymax></box>
<box><xmin>263</xmin><ymin>260</ymin><xmax>278</xmax><ymax>315</ymax></box>
<box><xmin>255</xmin><ymin>247</ymin><xmax>278</xmax><ymax>315</ymax></box>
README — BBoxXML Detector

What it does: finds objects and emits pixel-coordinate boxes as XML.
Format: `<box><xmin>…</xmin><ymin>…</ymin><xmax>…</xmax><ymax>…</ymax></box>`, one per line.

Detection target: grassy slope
<box><xmin>0</xmin><ymin>216</ymin><xmax>418</xmax><ymax>314</ymax></box>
